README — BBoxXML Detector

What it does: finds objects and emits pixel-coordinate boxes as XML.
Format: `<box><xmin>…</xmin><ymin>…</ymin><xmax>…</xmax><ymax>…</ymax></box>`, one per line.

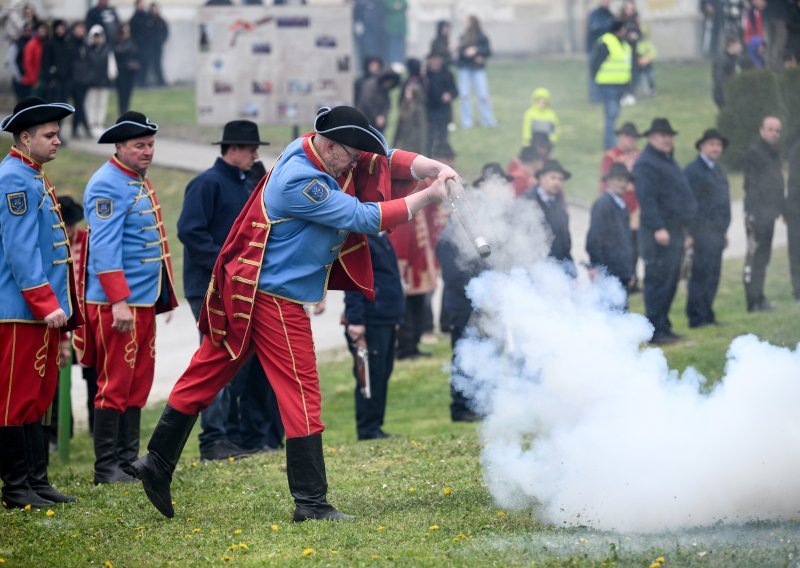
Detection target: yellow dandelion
<box><xmin>328</xmin><ymin>447</ymin><xmax>337</xmax><ymax>454</ymax></box>
<box><xmin>183</xmin><ymin>534</ymin><xmax>192</xmax><ymax>539</ymax></box>
<box><xmin>649</xmin><ymin>563</ymin><xmax>661</xmax><ymax>568</ymax></box>
<box><xmin>377</xmin><ymin>525</ymin><xmax>385</xmax><ymax>531</ymax></box>
<box><xmin>579</xmin><ymin>537</ymin><xmax>588</xmax><ymax>543</ymax></box>
<box><xmin>408</xmin><ymin>486</ymin><xmax>416</xmax><ymax>493</ymax></box>
<box><xmin>656</xmin><ymin>557</ymin><xmax>665</xmax><ymax>563</ymax></box>
<box><xmin>410</xmin><ymin>439</ymin><xmax>419</xmax><ymax>447</ymax></box>
<box><xmin>0</xmin><ymin>557</ymin><xmax>6</xmax><ymax>564</ymax></box>
<box><xmin>233</xmin><ymin>529</ymin><xmax>242</xmax><ymax>535</ymax></box>
<box><xmin>330</xmin><ymin>550</ymin><xmax>338</xmax><ymax>555</ymax></box>
<box><xmin>271</xmin><ymin>524</ymin><xmax>279</xmax><ymax>532</ymax></box>
<box><xmin>104</xmin><ymin>562</ymin><xmax>114</xmax><ymax>568</ymax></box>
<box><xmin>228</xmin><ymin>456</ymin><xmax>235</xmax><ymax>462</ymax></box>
<box><xmin>238</xmin><ymin>543</ymin><xmax>248</xmax><ymax>550</ymax></box>
<box><xmin>302</xmin><ymin>548</ymin><xmax>314</xmax><ymax>556</ymax></box>
<box><xmin>191</xmin><ymin>461</ymin><xmax>198</xmax><ymax>467</ymax></box>
<box><xmin>221</xmin><ymin>555</ymin><xmax>231</xmax><ymax>562</ymax></box>
<box><xmin>443</xmin><ymin>487</ymin><xmax>452</xmax><ymax>496</ymax></box>
<box><xmin>229</xmin><ymin>544</ymin><xmax>239</xmax><ymax>551</ymax></box>
<box><xmin>88</xmin><ymin>547</ymin><xmax>96</xmax><ymax>552</ymax></box>
<box><xmin>24</xmin><ymin>504</ymin><xmax>31</xmax><ymax>511</ymax></box>
<box><xmin>45</xmin><ymin>509</ymin><xmax>55</xmax><ymax>517</ymax></box>
<box><xmin>171</xmin><ymin>500</ymin><xmax>177</xmax><ymax>505</ymax></box>
<box><xmin>193</xmin><ymin>528</ymin><xmax>201</xmax><ymax>533</ymax></box>
<box><xmin>452</xmin><ymin>533</ymin><xmax>469</xmax><ymax>542</ymax></box>
<box><xmin>133</xmin><ymin>526</ymin><xmax>144</xmax><ymax>531</ymax></box>
<box><xmin>372</xmin><ymin>555</ymin><xmax>380</xmax><ymax>560</ymax></box>
<box><xmin>496</xmin><ymin>511</ymin><xmax>506</xmax><ymax>518</ymax></box>
<box><xmin>429</xmin><ymin>525</ymin><xmax>440</xmax><ymax>531</ymax></box>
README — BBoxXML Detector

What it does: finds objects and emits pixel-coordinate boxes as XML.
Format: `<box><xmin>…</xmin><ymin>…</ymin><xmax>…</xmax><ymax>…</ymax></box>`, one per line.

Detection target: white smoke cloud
<box><xmin>452</xmin><ymin>264</ymin><xmax>800</xmax><ymax>532</ymax></box>
<box><xmin>439</xmin><ymin>176</ymin><xmax>800</xmax><ymax>531</ymax></box>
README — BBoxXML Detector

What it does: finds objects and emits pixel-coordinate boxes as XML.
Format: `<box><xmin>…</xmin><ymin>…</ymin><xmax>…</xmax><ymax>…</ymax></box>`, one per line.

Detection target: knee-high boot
<box><xmin>0</xmin><ymin>426</ymin><xmax>54</xmax><ymax>509</ymax></box>
<box><xmin>130</xmin><ymin>404</ymin><xmax>198</xmax><ymax>518</ymax></box>
<box><xmin>286</xmin><ymin>434</ymin><xmax>353</xmax><ymax>522</ymax></box>
<box><xmin>93</xmin><ymin>408</ymin><xmax>135</xmax><ymax>484</ymax></box>
<box><xmin>24</xmin><ymin>422</ymin><xmax>77</xmax><ymax>503</ymax></box>
<box><xmin>117</xmin><ymin>407</ymin><xmax>141</xmax><ymax>476</ymax></box>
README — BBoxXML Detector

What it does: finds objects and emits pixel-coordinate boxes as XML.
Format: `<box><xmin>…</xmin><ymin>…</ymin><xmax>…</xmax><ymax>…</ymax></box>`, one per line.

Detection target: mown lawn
<box><xmin>2</xmin><ymin>249</ymin><xmax>799</xmax><ymax>566</ymax></box>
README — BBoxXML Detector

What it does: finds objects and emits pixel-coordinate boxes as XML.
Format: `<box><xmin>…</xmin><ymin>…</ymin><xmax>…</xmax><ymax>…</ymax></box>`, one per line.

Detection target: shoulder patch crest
<box><xmin>302</xmin><ymin>179</ymin><xmax>330</xmax><ymax>203</ymax></box>
<box><xmin>96</xmin><ymin>198</ymin><xmax>113</xmax><ymax>219</ymax></box>
<box><xmin>6</xmin><ymin>192</ymin><xmax>27</xmax><ymax>215</ymax></box>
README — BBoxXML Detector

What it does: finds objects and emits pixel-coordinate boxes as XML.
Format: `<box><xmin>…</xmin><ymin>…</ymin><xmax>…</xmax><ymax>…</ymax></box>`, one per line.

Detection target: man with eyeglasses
<box><xmin>132</xmin><ymin>106</ymin><xmax>459</xmax><ymax>523</ymax></box>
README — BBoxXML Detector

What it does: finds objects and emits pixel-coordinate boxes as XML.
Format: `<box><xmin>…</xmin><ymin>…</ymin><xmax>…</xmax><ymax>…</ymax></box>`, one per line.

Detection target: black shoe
<box><xmin>358</xmin><ymin>430</ymin><xmax>391</xmax><ymax>441</ymax></box>
<box><xmin>93</xmin><ymin>409</ymin><xmax>135</xmax><ymax>484</ymax></box>
<box><xmin>649</xmin><ymin>332</ymin><xmax>680</xmax><ymax>345</ymax></box>
<box><xmin>451</xmin><ymin>410</ymin><xmax>480</xmax><ymax>423</ymax></box>
<box><xmin>130</xmin><ymin>405</ymin><xmax>198</xmax><ymax>518</ymax></box>
<box><xmin>286</xmin><ymin>434</ymin><xmax>354</xmax><ymax>522</ymax></box>
<box><xmin>200</xmin><ymin>440</ymin><xmax>257</xmax><ymax>461</ymax></box>
<box><xmin>24</xmin><ymin>422</ymin><xmax>77</xmax><ymax>503</ymax></box>
<box><xmin>1</xmin><ymin>426</ymin><xmax>54</xmax><ymax>509</ymax></box>
<box><xmin>117</xmin><ymin>407</ymin><xmax>141</xmax><ymax>476</ymax></box>
<box><xmin>748</xmin><ymin>298</ymin><xmax>775</xmax><ymax>312</ymax></box>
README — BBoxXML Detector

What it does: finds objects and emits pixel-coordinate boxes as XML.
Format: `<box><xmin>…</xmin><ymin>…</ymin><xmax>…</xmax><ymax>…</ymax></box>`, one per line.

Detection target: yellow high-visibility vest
<box><xmin>595</xmin><ymin>33</ymin><xmax>632</xmax><ymax>85</ymax></box>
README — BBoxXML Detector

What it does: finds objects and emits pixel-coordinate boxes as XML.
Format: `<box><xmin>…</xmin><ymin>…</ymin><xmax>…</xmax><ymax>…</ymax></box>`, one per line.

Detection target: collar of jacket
<box><xmin>9</xmin><ymin>146</ymin><xmax>42</xmax><ymax>172</ymax></box>
<box><xmin>645</xmin><ymin>143</ymin><xmax>674</xmax><ymax>161</ymax></box>
<box><xmin>109</xmin><ymin>155</ymin><xmax>144</xmax><ymax>180</ymax></box>
<box><xmin>213</xmin><ymin>156</ymin><xmax>246</xmax><ymax>181</ymax></box>
<box><xmin>758</xmin><ymin>136</ymin><xmax>780</xmax><ymax>157</ymax></box>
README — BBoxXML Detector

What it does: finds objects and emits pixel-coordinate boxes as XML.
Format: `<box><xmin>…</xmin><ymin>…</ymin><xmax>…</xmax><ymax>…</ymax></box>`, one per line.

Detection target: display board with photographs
<box><xmin>197</xmin><ymin>5</ymin><xmax>354</xmax><ymax>125</ymax></box>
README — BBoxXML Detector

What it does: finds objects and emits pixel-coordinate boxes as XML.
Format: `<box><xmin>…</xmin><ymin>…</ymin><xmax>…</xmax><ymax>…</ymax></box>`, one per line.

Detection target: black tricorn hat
<box><xmin>212</xmin><ymin>120</ymin><xmax>270</xmax><ymax>146</ymax></box>
<box><xmin>602</xmin><ymin>162</ymin><xmax>634</xmax><ymax>182</ymax></box>
<box><xmin>695</xmin><ymin>128</ymin><xmax>728</xmax><ymax>150</ymax></box>
<box><xmin>58</xmin><ymin>195</ymin><xmax>84</xmax><ymax>226</ymax></box>
<box><xmin>644</xmin><ymin>117</ymin><xmax>679</xmax><ymax>136</ymax></box>
<box><xmin>615</xmin><ymin>121</ymin><xmax>642</xmax><ymax>138</ymax></box>
<box><xmin>0</xmin><ymin>97</ymin><xmax>74</xmax><ymax>134</ymax></box>
<box><xmin>473</xmin><ymin>162</ymin><xmax>513</xmax><ymax>186</ymax></box>
<box><xmin>97</xmin><ymin>111</ymin><xmax>158</xmax><ymax>143</ymax></box>
<box><xmin>535</xmin><ymin>159</ymin><xmax>572</xmax><ymax>180</ymax></box>
<box><xmin>314</xmin><ymin>106</ymin><xmax>387</xmax><ymax>156</ymax></box>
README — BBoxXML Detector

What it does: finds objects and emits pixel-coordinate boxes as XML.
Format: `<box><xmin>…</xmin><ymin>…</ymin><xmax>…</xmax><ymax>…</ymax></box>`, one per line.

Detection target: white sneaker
<box><xmin>620</xmin><ymin>94</ymin><xmax>636</xmax><ymax>107</ymax></box>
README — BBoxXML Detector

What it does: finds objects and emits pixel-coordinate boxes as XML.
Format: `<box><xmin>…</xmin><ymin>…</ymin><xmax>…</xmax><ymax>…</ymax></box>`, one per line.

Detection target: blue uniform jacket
<box><xmin>83</xmin><ymin>157</ymin><xmax>173</xmax><ymax>306</ymax></box>
<box><xmin>586</xmin><ymin>191</ymin><xmax>634</xmax><ymax>283</ymax></box>
<box><xmin>634</xmin><ymin>144</ymin><xmax>698</xmax><ymax>232</ymax></box>
<box><xmin>344</xmin><ymin>233</ymin><xmax>405</xmax><ymax>326</ymax></box>
<box><xmin>259</xmin><ymin>138</ymin><xmax>386</xmax><ymax>303</ymax></box>
<box><xmin>685</xmin><ymin>155</ymin><xmax>731</xmax><ymax>237</ymax></box>
<box><xmin>0</xmin><ymin>150</ymin><xmax>75</xmax><ymax>322</ymax></box>
<box><xmin>178</xmin><ymin>157</ymin><xmax>251</xmax><ymax>299</ymax></box>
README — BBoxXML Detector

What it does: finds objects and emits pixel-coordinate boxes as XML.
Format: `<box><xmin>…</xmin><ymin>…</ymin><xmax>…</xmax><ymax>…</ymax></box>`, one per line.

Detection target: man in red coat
<box><xmin>132</xmin><ymin>106</ymin><xmax>458</xmax><ymax>521</ymax></box>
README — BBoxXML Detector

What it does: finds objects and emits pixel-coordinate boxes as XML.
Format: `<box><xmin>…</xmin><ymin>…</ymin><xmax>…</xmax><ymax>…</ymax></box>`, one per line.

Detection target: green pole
<box><xmin>57</xmin><ymin>363</ymin><xmax>71</xmax><ymax>463</ymax></box>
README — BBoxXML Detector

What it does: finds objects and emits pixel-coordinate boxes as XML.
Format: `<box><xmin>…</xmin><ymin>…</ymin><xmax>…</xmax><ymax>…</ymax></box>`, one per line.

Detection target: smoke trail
<box><xmin>442</xmin><ymin>177</ymin><xmax>800</xmax><ymax>532</ymax></box>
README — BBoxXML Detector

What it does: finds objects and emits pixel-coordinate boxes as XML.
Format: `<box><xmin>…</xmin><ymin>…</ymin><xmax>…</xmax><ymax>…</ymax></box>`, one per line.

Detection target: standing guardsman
<box><xmin>0</xmin><ymin>97</ymin><xmax>83</xmax><ymax>508</ymax></box>
<box><xmin>75</xmin><ymin>111</ymin><xmax>178</xmax><ymax>484</ymax></box>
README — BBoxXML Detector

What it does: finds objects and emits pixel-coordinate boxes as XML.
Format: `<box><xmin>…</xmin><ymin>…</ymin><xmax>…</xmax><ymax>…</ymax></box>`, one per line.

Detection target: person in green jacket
<box><xmin>521</xmin><ymin>87</ymin><xmax>560</xmax><ymax>147</ymax></box>
<box><xmin>384</xmin><ymin>0</ymin><xmax>407</xmax><ymax>68</ymax></box>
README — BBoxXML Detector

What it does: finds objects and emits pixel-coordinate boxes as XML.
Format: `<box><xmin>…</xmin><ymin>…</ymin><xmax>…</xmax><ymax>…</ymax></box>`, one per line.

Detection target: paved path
<box><xmin>64</xmin><ymin>136</ymin><xmax>787</xmax><ymax>426</ymax></box>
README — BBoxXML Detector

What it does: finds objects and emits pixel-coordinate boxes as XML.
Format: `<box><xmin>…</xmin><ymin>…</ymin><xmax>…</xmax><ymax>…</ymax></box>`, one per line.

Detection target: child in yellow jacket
<box><xmin>521</xmin><ymin>87</ymin><xmax>560</xmax><ymax>146</ymax></box>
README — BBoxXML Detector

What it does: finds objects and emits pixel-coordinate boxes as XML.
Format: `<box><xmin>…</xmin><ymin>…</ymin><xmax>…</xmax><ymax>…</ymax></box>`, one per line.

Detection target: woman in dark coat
<box><xmin>113</xmin><ymin>23</ymin><xmax>140</xmax><ymax>115</ymax></box>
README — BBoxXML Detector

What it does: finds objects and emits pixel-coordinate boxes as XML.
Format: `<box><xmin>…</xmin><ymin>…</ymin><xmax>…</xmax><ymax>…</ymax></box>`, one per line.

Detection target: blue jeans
<box><xmin>599</xmin><ymin>84</ymin><xmax>624</xmax><ymax>150</ymax></box>
<box><xmin>386</xmin><ymin>34</ymin><xmax>406</xmax><ymax>67</ymax></box>
<box><xmin>458</xmin><ymin>67</ymin><xmax>495</xmax><ymax>128</ymax></box>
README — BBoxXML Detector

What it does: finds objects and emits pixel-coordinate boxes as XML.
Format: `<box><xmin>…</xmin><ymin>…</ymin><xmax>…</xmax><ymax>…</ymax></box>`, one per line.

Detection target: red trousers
<box><xmin>87</xmin><ymin>304</ymin><xmax>156</xmax><ymax>413</ymax></box>
<box><xmin>169</xmin><ymin>294</ymin><xmax>322</xmax><ymax>439</ymax></box>
<box><xmin>0</xmin><ymin>322</ymin><xmax>60</xmax><ymax>426</ymax></box>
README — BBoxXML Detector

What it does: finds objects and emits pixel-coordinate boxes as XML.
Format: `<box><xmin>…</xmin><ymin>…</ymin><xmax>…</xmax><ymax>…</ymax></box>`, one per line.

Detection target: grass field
<box><xmin>2</xmin><ymin>57</ymin><xmax>799</xmax><ymax>566</ymax></box>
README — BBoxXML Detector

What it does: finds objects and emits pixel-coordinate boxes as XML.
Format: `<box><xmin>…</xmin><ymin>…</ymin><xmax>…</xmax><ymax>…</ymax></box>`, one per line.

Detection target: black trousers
<box><xmin>71</xmin><ymin>84</ymin><xmax>91</xmax><ymax>136</ymax></box>
<box><xmin>116</xmin><ymin>72</ymin><xmax>137</xmax><ymax>116</ymax></box>
<box><xmin>686</xmin><ymin>230</ymin><xmax>725</xmax><ymax>326</ymax></box>
<box><xmin>345</xmin><ymin>325</ymin><xmax>395</xmax><ymax>439</ymax></box>
<box><xmin>786</xmin><ymin>207</ymin><xmax>800</xmax><ymax>299</ymax></box>
<box><xmin>640</xmin><ymin>228</ymin><xmax>684</xmax><ymax>337</ymax></box>
<box><xmin>427</xmin><ymin>107</ymin><xmax>453</xmax><ymax>158</ymax></box>
<box><xmin>449</xmin><ymin>319</ymin><xmax>476</xmax><ymax>419</ymax></box>
<box><xmin>397</xmin><ymin>294</ymin><xmax>426</xmax><ymax>358</ymax></box>
<box><xmin>743</xmin><ymin>213</ymin><xmax>776</xmax><ymax>309</ymax></box>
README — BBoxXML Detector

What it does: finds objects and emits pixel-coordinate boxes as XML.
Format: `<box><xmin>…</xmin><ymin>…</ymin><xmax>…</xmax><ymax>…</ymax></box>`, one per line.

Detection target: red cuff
<box><xmin>389</xmin><ymin>150</ymin><xmax>418</xmax><ymax>179</ymax></box>
<box><xmin>379</xmin><ymin>199</ymin><xmax>411</xmax><ymax>231</ymax></box>
<box><xmin>21</xmin><ymin>283</ymin><xmax>62</xmax><ymax>320</ymax></box>
<box><xmin>97</xmin><ymin>270</ymin><xmax>131</xmax><ymax>304</ymax></box>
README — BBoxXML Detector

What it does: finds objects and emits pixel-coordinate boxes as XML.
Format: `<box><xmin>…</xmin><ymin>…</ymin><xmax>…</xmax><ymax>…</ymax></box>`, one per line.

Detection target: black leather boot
<box><xmin>24</xmin><ymin>422</ymin><xmax>77</xmax><ymax>503</ymax></box>
<box><xmin>286</xmin><ymin>434</ymin><xmax>353</xmax><ymax>522</ymax></box>
<box><xmin>130</xmin><ymin>405</ymin><xmax>197</xmax><ymax>518</ymax></box>
<box><xmin>117</xmin><ymin>407</ymin><xmax>141</xmax><ymax>476</ymax></box>
<box><xmin>93</xmin><ymin>409</ymin><xmax>135</xmax><ymax>484</ymax></box>
<box><xmin>0</xmin><ymin>426</ymin><xmax>54</xmax><ymax>509</ymax></box>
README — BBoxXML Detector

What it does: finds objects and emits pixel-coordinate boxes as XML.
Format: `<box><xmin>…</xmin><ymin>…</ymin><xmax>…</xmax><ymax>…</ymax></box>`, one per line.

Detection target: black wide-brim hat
<box><xmin>643</xmin><ymin>117</ymin><xmax>679</xmax><ymax>136</ymax></box>
<box><xmin>98</xmin><ymin>111</ymin><xmax>158</xmax><ymax>143</ymax></box>
<box><xmin>1</xmin><ymin>97</ymin><xmax>74</xmax><ymax>134</ymax></box>
<box><xmin>615</xmin><ymin>121</ymin><xmax>642</xmax><ymax>138</ymax></box>
<box><xmin>473</xmin><ymin>162</ymin><xmax>513</xmax><ymax>186</ymax></box>
<box><xmin>602</xmin><ymin>162</ymin><xmax>634</xmax><ymax>182</ymax></box>
<box><xmin>535</xmin><ymin>159</ymin><xmax>572</xmax><ymax>181</ymax></box>
<box><xmin>695</xmin><ymin>128</ymin><xmax>729</xmax><ymax>150</ymax></box>
<box><xmin>314</xmin><ymin>106</ymin><xmax>387</xmax><ymax>156</ymax></box>
<box><xmin>212</xmin><ymin>120</ymin><xmax>270</xmax><ymax>145</ymax></box>
<box><xmin>58</xmin><ymin>195</ymin><xmax>84</xmax><ymax>226</ymax></box>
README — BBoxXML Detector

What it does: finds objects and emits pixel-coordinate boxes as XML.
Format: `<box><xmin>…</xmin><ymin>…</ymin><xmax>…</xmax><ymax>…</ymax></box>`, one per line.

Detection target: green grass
<box><xmin>2</xmin><ymin>250</ymin><xmax>800</xmax><ymax>566</ymax></box>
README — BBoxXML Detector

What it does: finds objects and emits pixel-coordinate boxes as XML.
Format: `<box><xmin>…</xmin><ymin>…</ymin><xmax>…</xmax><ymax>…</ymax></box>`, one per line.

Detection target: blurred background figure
<box><xmin>85</xmin><ymin>24</ymin><xmax>115</xmax><ymax>137</ymax></box>
<box><xmin>425</xmin><ymin>50</ymin><xmax>456</xmax><ymax>158</ymax></box>
<box><xmin>41</xmin><ymin>19</ymin><xmax>72</xmax><ymax>104</ymax></box>
<box><xmin>586</xmin><ymin>0</ymin><xmax>615</xmax><ymax>101</ymax></box>
<box><xmin>393</xmin><ymin>57</ymin><xmax>426</xmax><ymax>153</ymax></box>
<box><xmin>428</xmin><ymin>19</ymin><xmax>452</xmax><ymax>66</ymax></box>
<box><xmin>456</xmin><ymin>14</ymin><xmax>496</xmax><ymax>129</ymax></box>
<box><xmin>521</xmin><ymin>87</ymin><xmax>560</xmax><ymax>148</ymax></box>
<box><xmin>384</xmin><ymin>0</ymin><xmax>407</xmax><ymax>70</ymax></box>
<box><xmin>113</xmin><ymin>23</ymin><xmax>139</xmax><ymax>115</ymax></box>
<box><xmin>69</xmin><ymin>21</ymin><xmax>93</xmax><ymax>139</ymax></box>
